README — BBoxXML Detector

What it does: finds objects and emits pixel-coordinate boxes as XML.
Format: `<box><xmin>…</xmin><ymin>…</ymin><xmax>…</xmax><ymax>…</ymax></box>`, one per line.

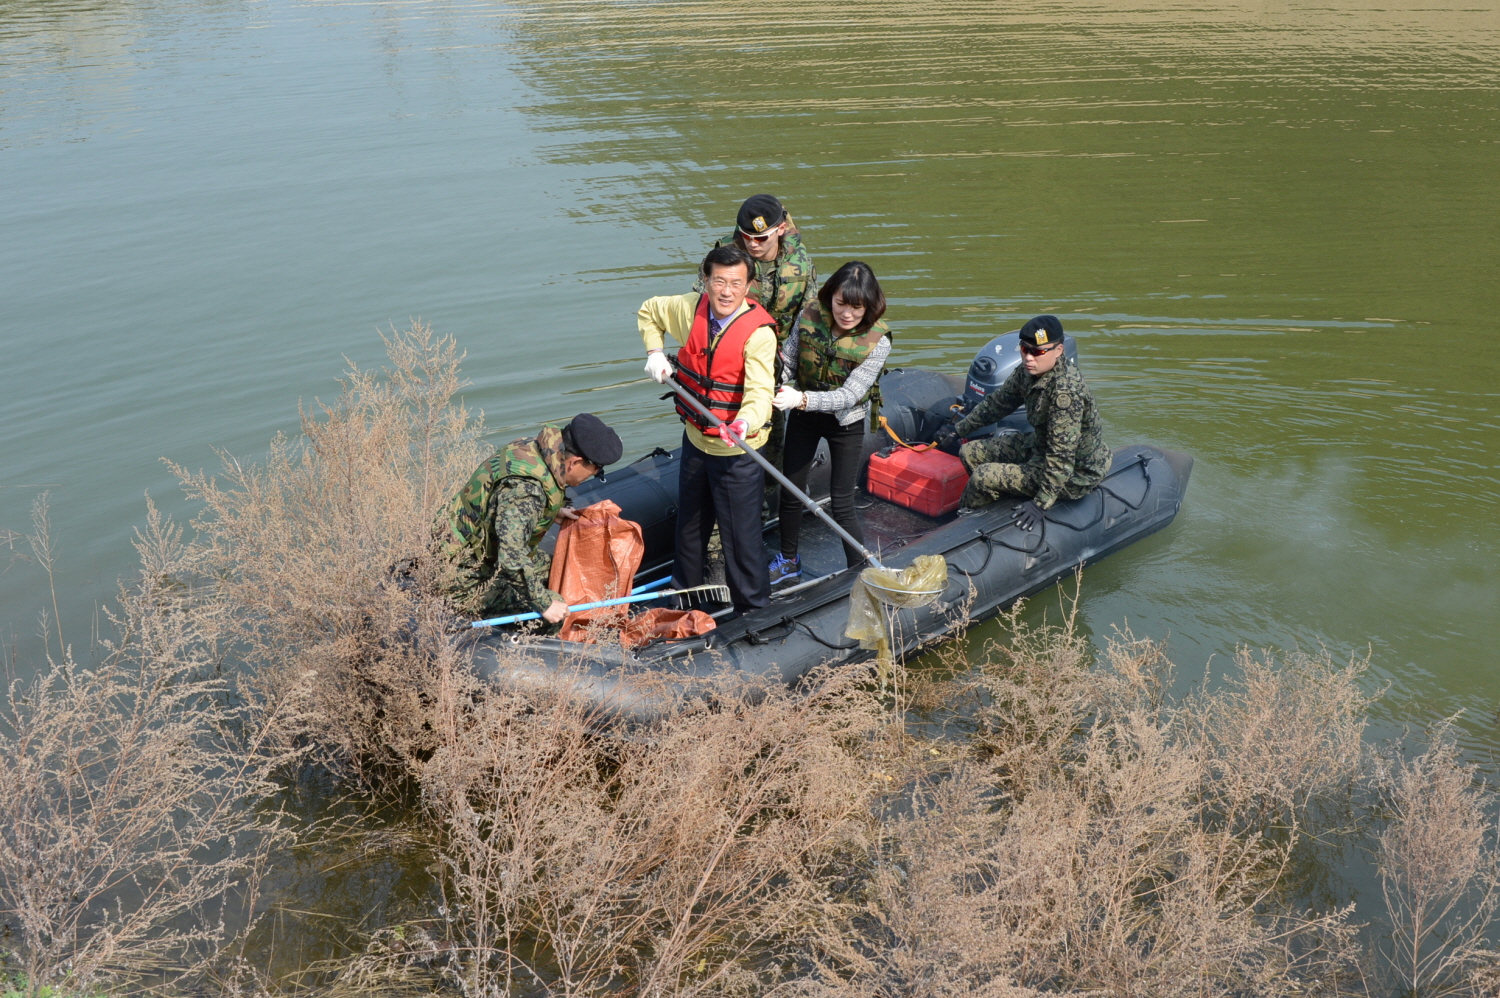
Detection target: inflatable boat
<box><xmin>466</xmin><ymin>331</ymin><xmax>1192</xmax><ymax>721</ymax></box>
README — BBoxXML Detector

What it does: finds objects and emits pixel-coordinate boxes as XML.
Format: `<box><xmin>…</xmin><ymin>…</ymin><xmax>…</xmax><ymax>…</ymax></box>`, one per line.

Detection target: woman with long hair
<box><xmin>769</xmin><ymin>261</ymin><xmax>892</xmax><ymax>582</ymax></box>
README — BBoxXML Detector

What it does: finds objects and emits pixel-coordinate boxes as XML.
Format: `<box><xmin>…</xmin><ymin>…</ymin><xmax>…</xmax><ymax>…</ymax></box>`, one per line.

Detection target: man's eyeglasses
<box><xmin>1019</xmin><ymin>343</ymin><xmax>1059</xmax><ymax>358</ymax></box>
<box><xmin>741</xmin><ymin>231</ymin><xmax>774</xmax><ymax>243</ymax></box>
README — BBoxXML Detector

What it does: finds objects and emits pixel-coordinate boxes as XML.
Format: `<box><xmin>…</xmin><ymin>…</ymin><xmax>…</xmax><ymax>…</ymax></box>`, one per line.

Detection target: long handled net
<box><xmin>844</xmin><ymin>553</ymin><xmax>949</xmax><ymax>682</ymax></box>
<box><xmin>662</xmin><ymin>377</ymin><xmax>948</xmax><ymax>666</ymax></box>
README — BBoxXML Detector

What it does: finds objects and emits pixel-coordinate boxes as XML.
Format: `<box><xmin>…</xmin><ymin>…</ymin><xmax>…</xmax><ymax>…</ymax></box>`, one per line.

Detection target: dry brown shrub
<box><xmin>167</xmin><ymin>322</ymin><xmax>487</xmax><ymax>779</ymax></box>
<box><xmin>1093</xmin><ymin>622</ymin><xmax>1176</xmax><ymax>721</ymax></box>
<box><xmin>805</xmin><ymin>728</ymin><xmax>1357</xmax><ymax>998</ymax></box>
<box><xmin>793</xmin><ymin>609</ymin><xmax>1374</xmax><ymax>998</ymax></box>
<box><xmin>1183</xmin><ymin>648</ymin><xmax>1375</xmax><ymax>835</ymax></box>
<box><xmin>957</xmin><ymin>603</ymin><xmax>1096</xmax><ymax>798</ymax></box>
<box><xmin>0</xmin><ymin>501</ymin><xmax>301</xmax><ymax>996</ymax></box>
<box><xmin>1375</xmin><ymin>721</ymin><xmax>1500</xmax><ymax>997</ymax></box>
<box><xmin>340</xmin><ymin>650</ymin><xmax>885</xmax><ymax>998</ymax></box>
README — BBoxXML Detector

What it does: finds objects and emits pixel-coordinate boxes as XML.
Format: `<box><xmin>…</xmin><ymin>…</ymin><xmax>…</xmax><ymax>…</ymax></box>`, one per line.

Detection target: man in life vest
<box><xmin>641</xmin><ymin>243</ymin><xmax>777</xmax><ymax>613</ymax></box>
<box><xmin>434</xmin><ymin>413</ymin><xmax>623</xmax><ymax>624</ymax></box>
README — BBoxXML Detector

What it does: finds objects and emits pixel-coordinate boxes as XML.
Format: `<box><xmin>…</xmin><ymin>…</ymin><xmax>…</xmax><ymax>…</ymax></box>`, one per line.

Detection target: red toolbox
<box><xmin>865</xmin><ymin>447</ymin><xmax>970</xmax><ymax>517</ymax></box>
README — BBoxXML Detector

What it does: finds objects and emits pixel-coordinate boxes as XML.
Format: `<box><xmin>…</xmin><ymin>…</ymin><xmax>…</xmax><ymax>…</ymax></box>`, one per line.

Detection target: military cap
<box><xmin>737</xmin><ymin>194</ymin><xmax>786</xmax><ymax>237</ymax></box>
<box><xmin>565</xmin><ymin>413</ymin><xmax>623</xmax><ymax>469</ymax></box>
<box><xmin>1019</xmin><ymin>315</ymin><xmax>1065</xmax><ymax>349</ymax></box>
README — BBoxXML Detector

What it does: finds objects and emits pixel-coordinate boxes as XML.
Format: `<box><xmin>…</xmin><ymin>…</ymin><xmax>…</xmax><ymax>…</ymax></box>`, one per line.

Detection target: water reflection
<box><xmin>4</xmin><ymin>0</ymin><xmax>1497</xmax><ymax>721</ymax></box>
<box><xmin>4</xmin><ymin>0</ymin><xmax>1498</xmax><ymax>978</ymax></box>
<box><xmin>494</xmin><ymin>0</ymin><xmax>1500</xmax><ymax>740</ymax></box>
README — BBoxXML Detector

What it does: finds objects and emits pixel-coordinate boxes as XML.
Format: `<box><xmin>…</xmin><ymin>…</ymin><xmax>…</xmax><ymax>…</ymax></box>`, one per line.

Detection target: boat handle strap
<box><xmin>878</xmin><ymin>415</ymin><xmax>938</xmax><ymax>452</ymax></box>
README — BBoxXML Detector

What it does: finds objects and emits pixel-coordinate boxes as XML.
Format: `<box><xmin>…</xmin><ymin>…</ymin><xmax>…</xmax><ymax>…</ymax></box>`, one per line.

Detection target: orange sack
<box><xmin>620</xmin><ymin>607</ymin><xmax>717</xmax><ymax>647</ymax></box>
<box><xmin>548</xmin><ymin>500</ymin><xmax>643</xmax><ymax>642</ymax></box>
<box><xmin>548</xmin><ymin>500</ymin><xmax>716</xmax><ymax>647</ymax></box>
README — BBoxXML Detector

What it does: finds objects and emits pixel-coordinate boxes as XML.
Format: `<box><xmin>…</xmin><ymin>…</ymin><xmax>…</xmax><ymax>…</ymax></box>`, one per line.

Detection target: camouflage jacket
<box><xmin>954</xmin><ymin>357</ymin><xmax>1110</xmax><ymax>509</ymax></box>
<box><xmin>434</xmin><ymin>426</ymin><xmax>568</xmax><ymax>615</ymax></box>
<box><xmin>695</xmin><ymin>216</ymin><xmax>816</xmax><ymax>346</ymax></box>
<box><xmin>794</xmin><ymin>300</ymin><xmax>889</xmax><ymax>422</ymax></box>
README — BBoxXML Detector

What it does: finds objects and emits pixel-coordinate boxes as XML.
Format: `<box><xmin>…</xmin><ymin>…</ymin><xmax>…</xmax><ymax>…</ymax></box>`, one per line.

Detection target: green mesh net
<box><xmin>844</xmin><ymin>554</ymin><xmax>948</xmax><ymax>679</ymax></box>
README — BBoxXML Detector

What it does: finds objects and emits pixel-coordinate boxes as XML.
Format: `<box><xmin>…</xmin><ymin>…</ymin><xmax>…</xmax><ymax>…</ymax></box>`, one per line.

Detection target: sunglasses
<box><xmin>739</xmin><ymin>225</ymin><xmax>782</xmax><ymax>243</ymax></box>
<box><xmin>1019</xmin><ymin>343</ymin><xmax>1059</xmax><ymax>357</ymax></box>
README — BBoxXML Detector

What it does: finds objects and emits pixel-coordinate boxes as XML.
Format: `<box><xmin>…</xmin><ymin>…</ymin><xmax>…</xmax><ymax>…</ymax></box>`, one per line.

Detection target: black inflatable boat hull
<box><xmin>468</xmin><ymin>371</ymin><xmax>1192</xmax><ymax>722</ymax></box>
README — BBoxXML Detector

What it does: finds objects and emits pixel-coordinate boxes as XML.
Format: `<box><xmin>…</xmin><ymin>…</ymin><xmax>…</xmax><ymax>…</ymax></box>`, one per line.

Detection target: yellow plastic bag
<box><xmin>844</xmin><ymin>554</ymin><xmax>948</xmax><ymax>681</ymax></box>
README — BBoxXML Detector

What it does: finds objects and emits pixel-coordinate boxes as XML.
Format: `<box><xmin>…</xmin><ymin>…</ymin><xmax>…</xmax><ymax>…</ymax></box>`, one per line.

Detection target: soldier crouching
<box><xmin>935</xmin><ymin>315</ymin><xmax>1110</xmax><ymax>531</ymax></box>
<box><xmin>433</xmin><ymin>412</ymin><xmax>622</xmax><ymax>626</ymax></box>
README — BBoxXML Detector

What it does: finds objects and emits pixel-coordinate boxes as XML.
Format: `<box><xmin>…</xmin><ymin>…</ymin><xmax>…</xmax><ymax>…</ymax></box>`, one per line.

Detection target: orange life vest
<box><xmin>673</xmin><ymin>294</ymin><xmax>775</xmax><ymax>432</ymax></box>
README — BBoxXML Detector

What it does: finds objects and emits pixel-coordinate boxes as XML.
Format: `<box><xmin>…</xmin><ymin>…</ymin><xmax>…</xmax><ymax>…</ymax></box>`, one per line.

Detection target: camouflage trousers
<box><xmin>465</xmin><ymin>551</ymin><xmax>561</xmax><ymax>633</ymax></box>
<box><xmin>957</xmin><ymin>433</ymin><xmax>1046</xmax><ymax>509</ymax></box>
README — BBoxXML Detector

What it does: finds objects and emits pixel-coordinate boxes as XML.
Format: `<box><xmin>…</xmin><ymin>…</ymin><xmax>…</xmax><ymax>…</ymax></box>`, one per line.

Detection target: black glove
<box><xmin>933</xmin><ymin>424</ymin><xmax>962</xmax><ymax>455</ymax></box>
<box><xmin>1012</xmin><ymin>499</ymin><xmax>1045</xmax><ymax>532</ymax></box>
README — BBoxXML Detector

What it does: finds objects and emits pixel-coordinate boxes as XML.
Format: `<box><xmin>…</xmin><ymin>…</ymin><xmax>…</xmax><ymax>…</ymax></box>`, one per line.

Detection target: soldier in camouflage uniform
<box><xmin>694</xmin><ymin>194</ymin><xmax>817</xmax><ymax>494</ymax></box>
<box><xmin>696</xmin><ymin>195</ymin><xmax>818</xmax><ymax>345</ymax></box>
<box><xmin>434</xmin><ymin>413</ymin><xmax>622</xmax><ymax>624</ymax></box>
<box><xmin>938</xmin><ymin>316</ymin><xmax>1110</xmax><ymax>529</ymax></box>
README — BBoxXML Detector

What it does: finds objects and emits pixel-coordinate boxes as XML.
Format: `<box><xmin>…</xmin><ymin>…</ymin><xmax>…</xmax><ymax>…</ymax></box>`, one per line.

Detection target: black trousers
<box><xmin>779</xmin><ymin>409</ymin><xmax>868</xmax><ymax>568</ymax></box>
<box><xmin>674</xmin><ymin>434</ymin><xmax>770</xmax><ymax>611</ymax></box>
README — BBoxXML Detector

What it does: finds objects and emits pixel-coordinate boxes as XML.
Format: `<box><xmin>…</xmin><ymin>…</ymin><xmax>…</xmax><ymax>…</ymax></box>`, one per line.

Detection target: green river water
<box><xmin>3</xmin><ymin>0</ymin><xmax>1499</xmax><ymax>974</ymax></box>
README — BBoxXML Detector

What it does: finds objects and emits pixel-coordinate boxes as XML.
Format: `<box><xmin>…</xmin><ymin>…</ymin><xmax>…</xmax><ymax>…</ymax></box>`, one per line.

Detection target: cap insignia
<box><xmin>752</xmin><ymin>215</ymin><xmax>767</xmax><ymax>232</ymax></box>
<box><xmin>1035</xmin><ymin>330</ymin><xmax>1049</xmax><ymax>345</ymax></box>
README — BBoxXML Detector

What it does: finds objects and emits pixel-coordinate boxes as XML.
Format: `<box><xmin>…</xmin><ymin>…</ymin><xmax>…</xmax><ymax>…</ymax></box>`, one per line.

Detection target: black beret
<box><xmin>1019</xmin><ymin>315</ymin><xmax>1065</xmax><ymax>348</ymax></box>
<box><xmin>736</xmin><ymin>194</ymin><xmax>786</xmax><ymax>236</ymax></box>
<box><xmin>566</xmin><ymin>413</ymin><xmax>623</xmax><ymax>468</ymax></box>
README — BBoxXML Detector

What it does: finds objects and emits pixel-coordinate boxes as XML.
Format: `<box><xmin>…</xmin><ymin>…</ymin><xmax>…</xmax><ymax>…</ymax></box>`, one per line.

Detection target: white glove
<box><xmin>773</xmin><ymin>386</ymin><xmax>804</xmax><ymax>411</ymax></box>
<box><xmin>645</xmin><ymin>351</ymin><xmax>673</xmax><ymax>384</ymax></box>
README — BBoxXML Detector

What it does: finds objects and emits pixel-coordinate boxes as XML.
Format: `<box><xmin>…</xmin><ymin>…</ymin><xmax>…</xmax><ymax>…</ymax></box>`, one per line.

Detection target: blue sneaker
<box><xmin>768</xmin><ymin>553</ymin><xmax>801</xmax><ymax>585</ymax></box>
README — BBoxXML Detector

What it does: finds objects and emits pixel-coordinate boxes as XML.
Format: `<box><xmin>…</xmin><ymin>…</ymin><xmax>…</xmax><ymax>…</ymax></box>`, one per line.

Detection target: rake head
<box><xmin>672</xmin><ymin>584</ymin><xmax>732</xmax><ymax>607</ymax></box>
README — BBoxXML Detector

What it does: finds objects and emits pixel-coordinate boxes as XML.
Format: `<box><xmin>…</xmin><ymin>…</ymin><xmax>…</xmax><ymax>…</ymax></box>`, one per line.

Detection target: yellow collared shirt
<box><xmin>638</xmin><ymin>292</ymin><xmax>777</xmax><ymax>457</ymax></box>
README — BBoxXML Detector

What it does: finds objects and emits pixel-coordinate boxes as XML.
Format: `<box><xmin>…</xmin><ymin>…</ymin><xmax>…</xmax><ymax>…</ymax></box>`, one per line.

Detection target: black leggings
<box><xmin>778</xmin><ymin>409</ymin><xmax>867</xmax><ymax>568</ymax></box>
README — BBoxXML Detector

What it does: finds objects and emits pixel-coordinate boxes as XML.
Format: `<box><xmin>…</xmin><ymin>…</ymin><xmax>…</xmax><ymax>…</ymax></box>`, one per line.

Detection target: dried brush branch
<box><xmin>166</xmin><ymin>322</ymin><xmax>487</xmax><ymax>781</ymax></box>
<box><xmin>1376</xmin><ymin>720</ymin><xmax>1500</xmax><ymax>998</ymax></box>
<box><xmin>1184</xmin><ymin>648</ymin><xmax>1375</xmax><ymax>836</ymax></box>
<box><xmin>26</xmin><ymin>492</ymin><xmax>64</xmax><ymax>662</ymax></box>
<box><xmin>0</xmin><ymin>499</ymin><xmax>303</xmax><ymax>997</ymax></box>
<box><xmin>961</xmin><ymin>603</ymin><xmax>1095</xmax><ymax>798</ymax></box>
<box><xmin>411</xmin><ymin>656</ymin><xmax>884</xmax><ymax>998</ymax></box>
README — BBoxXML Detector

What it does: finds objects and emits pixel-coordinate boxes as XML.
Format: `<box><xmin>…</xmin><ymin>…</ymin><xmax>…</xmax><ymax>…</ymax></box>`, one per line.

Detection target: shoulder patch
<box><xmin>1055</xmin><ymin>391</ymin><xmax>1073</xmax><ymax>409</ymax></box>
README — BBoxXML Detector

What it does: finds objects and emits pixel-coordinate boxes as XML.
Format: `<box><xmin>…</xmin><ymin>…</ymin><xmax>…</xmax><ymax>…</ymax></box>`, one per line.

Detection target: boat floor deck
<box><xmin>636</xmin><ymin>487</ymin><xmax>971</xmax><ymax>597</ymax></box>
<box><xmin>772</xmin><ymin>491</ymin><xmax>955</xmax><ymax>583</ymax></box>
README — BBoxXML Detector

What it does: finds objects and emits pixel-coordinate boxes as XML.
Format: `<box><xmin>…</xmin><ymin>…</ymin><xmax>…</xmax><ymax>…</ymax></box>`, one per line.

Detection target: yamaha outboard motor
<box><xmin>958</xmin><ymin>329</ymin><xmax>1079</xmax><ymax>417</ymax></box>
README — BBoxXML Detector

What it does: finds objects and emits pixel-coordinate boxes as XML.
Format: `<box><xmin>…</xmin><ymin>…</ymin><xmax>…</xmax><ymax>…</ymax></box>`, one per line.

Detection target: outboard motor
<box><xmin>874</xmin><ymin>327</ymin><xmax>1084</xmax><ymax>447</ymax></box>
<box><xmin>958</xmin><ymin>329</ymin><xmax>1079</xmax><ymax>417</ymax></box>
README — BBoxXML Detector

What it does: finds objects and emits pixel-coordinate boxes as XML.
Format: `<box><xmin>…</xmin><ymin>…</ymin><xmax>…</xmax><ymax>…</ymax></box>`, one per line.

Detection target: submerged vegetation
<box><xmin>2</xmin><ymin>326</ymin><xmax>1498</xmax><ymax>996</ymax></box>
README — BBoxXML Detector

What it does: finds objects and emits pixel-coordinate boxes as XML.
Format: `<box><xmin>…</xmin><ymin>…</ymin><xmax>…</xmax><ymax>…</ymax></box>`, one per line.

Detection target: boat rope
<box><xmin>941</xmin><ymin>453</ymin><xmax>1156</xmax><ymax>576</ymax></box>
<box><xmin>657</xmin><ymin>455</ymin><xmax>1156</xmax><ymax>655</ymax></box>
<box><xmin>1097</xmin><ymin>452</ymin><xmax>1152</xmax><ymax>511</ymax></box>
<box><xmin>878</xmin><ymin>415</ymin><xmax>938</xmax><ymax>451</ymax></box>
<box><xmin>746</xmin><ymin>615</ymin><xmax>859</xmax><ymax>651</ymax></box>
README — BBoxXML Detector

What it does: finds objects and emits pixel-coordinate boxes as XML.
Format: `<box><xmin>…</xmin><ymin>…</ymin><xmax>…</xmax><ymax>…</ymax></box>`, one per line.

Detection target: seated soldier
<box><xmin>434</xmin><ymin>412</ymin><xmax>622</xmax><ymax>623</ymax></box>
<box><xmin>935</xmin><ymin>316</ymin><xmax>1109</xmax><ymax>530</ymax></box>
